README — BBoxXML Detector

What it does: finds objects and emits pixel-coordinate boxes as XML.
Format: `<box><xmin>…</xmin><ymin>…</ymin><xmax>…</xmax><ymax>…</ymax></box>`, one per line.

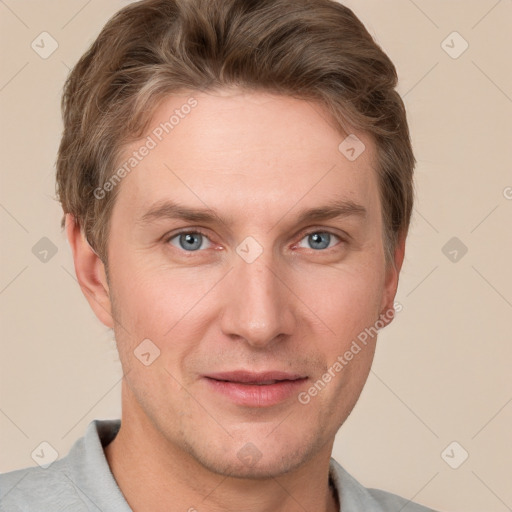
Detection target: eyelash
<box><xmin>165</xmin><ymin>228</ymin><xmax>345</xmax><ymax>253</ymax></box>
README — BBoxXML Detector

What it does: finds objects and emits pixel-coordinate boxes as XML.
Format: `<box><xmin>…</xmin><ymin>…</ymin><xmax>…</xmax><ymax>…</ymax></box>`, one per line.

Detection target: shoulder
<box><xmin>0</xmin><ymin>460</ymin><xmax>89</xmax><ymax>512</ymax></box>
<box><xmin>366</xmin><ymin>487</ymin><xmax>440</xmax><ymax>512</ymax></box>
<box><xmin>0</xmin><ymin>419</ymin><xmax>122</xmax><ymax>512</ymax></box>
<box><xmin>329</xmin><ymin>458</ymin><xmax>440</xmax><ymax>512</ymax></box>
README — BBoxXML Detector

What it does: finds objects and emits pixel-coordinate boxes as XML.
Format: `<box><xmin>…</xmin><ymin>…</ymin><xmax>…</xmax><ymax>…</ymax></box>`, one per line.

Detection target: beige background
<box><xmin>1</xmin><ymin>1</ymin><xmax>511</xmax><ymax>511</ymax></box>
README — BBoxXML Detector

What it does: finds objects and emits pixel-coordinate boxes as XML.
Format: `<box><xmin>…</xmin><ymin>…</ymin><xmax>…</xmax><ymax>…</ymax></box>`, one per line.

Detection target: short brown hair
<box><xmin>56</xmin><ymin>0</ymin><xmax>415</xmax><ymax>266</ymax></box>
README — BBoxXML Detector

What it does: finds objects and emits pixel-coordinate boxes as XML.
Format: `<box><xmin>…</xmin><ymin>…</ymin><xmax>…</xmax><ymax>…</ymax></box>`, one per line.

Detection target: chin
<box><xmin>180</xmin><ymin>428</ymin><xmax>327</xmax><ymax>480</ymax></box>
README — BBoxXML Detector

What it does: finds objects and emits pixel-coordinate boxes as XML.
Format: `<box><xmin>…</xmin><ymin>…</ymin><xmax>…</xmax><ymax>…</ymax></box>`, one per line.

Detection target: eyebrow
<box><xmin>137</xmin><ymin>198</ymin><xmax>367</xmax><ymax>229</ymax></box>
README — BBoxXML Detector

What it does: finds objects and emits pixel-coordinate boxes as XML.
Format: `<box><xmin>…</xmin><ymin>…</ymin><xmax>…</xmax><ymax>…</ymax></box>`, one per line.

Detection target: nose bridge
<box><xmin>220</xmin><ymin>245</ymin><xmax>294</xmax><ymax>347</ymax></box>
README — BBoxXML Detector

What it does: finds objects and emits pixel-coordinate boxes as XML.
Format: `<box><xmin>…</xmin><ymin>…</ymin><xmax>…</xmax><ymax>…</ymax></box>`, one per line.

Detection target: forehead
<box><xmin>112</xmin><ymin>89</ymin><xmax>381</xmax><ymax>227</ymax></box>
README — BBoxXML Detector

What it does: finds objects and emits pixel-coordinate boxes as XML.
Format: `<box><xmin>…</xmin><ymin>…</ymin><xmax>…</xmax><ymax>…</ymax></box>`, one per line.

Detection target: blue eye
<box><xmin>166</xmin><ymin>229</ymin><xmax>343</xmax><ymax>253</ymax></box>
<box><xmin>297</xmin><ymin>231</ymin><xmax>341</xmax><ymax>251</ymax></box>
<box><xmin>168</xmin><ymin>231</ymin><xmax>212</xmax><ymax>251</ymax></box>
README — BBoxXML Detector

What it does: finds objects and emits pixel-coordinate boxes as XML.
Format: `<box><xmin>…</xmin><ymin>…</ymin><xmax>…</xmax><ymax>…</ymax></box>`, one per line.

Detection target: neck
<box><xmin>104</xmin><ymin>389</ymin><xmax>339</xmax><ymax>512</ymax></box>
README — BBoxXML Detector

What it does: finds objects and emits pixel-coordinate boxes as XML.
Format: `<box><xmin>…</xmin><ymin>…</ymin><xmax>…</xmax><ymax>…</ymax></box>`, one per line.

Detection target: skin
<box><xmin>67</xmin><ymin>89</ymin><xmax>405</xmax><ymax>512</ymax></box>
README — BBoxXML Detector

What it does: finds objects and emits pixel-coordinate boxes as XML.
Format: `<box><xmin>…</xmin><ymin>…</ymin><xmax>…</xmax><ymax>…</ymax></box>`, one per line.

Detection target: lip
<box><xmin>203</xmin><ymin>371</ymin><xmax>308</xmax><ymax>407</ymax></box>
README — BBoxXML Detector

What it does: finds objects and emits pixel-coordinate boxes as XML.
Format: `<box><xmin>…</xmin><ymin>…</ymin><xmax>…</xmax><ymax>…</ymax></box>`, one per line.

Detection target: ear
<box><xmin>379</xmin><ymin>230</ymin><xmax>406</xmax><ymax>327</ymax></box>
<box><xmin>65</xmin><ymin>214</ymin><xmax>114</xmax><ymax>328</ymax></box>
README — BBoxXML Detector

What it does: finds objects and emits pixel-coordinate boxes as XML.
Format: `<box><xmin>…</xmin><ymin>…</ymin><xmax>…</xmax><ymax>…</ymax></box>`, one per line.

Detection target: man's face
<box><xmin>102</xmin><ymin>89</ymin><xmax>400</xmax><ymax>477</ymax></box>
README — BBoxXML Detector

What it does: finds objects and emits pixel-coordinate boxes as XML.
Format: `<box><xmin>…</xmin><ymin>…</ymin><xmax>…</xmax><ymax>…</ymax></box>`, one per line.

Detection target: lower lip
<box><xmin>204</xmin><ymin>378</ymin><xmax>308</xmax><ymax>407</ymax></box>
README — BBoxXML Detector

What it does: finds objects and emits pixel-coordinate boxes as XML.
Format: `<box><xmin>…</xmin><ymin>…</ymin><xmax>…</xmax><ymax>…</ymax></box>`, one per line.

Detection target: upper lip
<box><xmin>204</xmin><ymin>371</ymin><xmax>307</xmax><ymax>384</ymax></box>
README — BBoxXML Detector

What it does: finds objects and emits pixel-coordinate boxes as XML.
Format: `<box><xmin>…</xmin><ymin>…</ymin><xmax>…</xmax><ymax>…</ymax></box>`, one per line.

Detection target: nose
<box><xmin>219</xmin><ymin>251</ymin><xmax>296</xmax><ymax>349</ymax></box>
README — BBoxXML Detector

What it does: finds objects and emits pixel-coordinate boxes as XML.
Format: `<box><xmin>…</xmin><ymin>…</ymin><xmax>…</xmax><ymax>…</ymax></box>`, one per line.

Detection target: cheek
<box><xmin>293</xmin><ymin>262</ymin><xmax>384</xmax><ymax>342</ymax></box>
<box><xmin>110</xmin><ymin>253</ymin><xmax>182</xmax><ymax>326</ymax></box>
<box><xmin>303</xmin><ymin>270</ymin><xmax>382</xmax><ymax>415</ymax></box>
<box><xmin>109</xmin><ymin>259</ymin><xmax>223</xmax><ymax>357</ymax></box>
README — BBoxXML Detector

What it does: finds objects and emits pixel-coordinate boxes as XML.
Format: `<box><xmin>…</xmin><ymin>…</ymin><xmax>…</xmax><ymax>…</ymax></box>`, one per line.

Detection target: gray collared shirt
<box><xmin>0</xmin><ymin>419</ymin><xmax>439</xmax><ymax>511</ymax></box>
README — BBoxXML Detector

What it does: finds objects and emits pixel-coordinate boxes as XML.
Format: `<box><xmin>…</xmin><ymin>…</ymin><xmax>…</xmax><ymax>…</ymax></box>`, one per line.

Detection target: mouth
<box><xmin>203</xmin><ymin>371</ymin><xmax>308</xmax><ymax>407</ymax></box>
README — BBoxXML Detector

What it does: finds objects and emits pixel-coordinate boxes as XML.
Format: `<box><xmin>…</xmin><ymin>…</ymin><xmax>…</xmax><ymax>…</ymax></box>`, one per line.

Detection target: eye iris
<box><xmin>179</xmin><ymin>233</ymin><xmax>202</xmax><ymax>251</ymax></box>
<box><xmin>175</xmin><ymin>232</ymin><xmax>333</xmax><ymax>251</ymax></box>
<box><xmin>309</xmin><ymin>232</ymin><xmax>330</xmax><ymax>250</ymax></box>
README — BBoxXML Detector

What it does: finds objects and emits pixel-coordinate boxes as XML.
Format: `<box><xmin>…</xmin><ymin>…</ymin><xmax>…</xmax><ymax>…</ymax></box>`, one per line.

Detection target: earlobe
<box><xmin>65</xmin><ymin>214</ymin><xmax>114</xmax><ymax>328</ymax></box>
